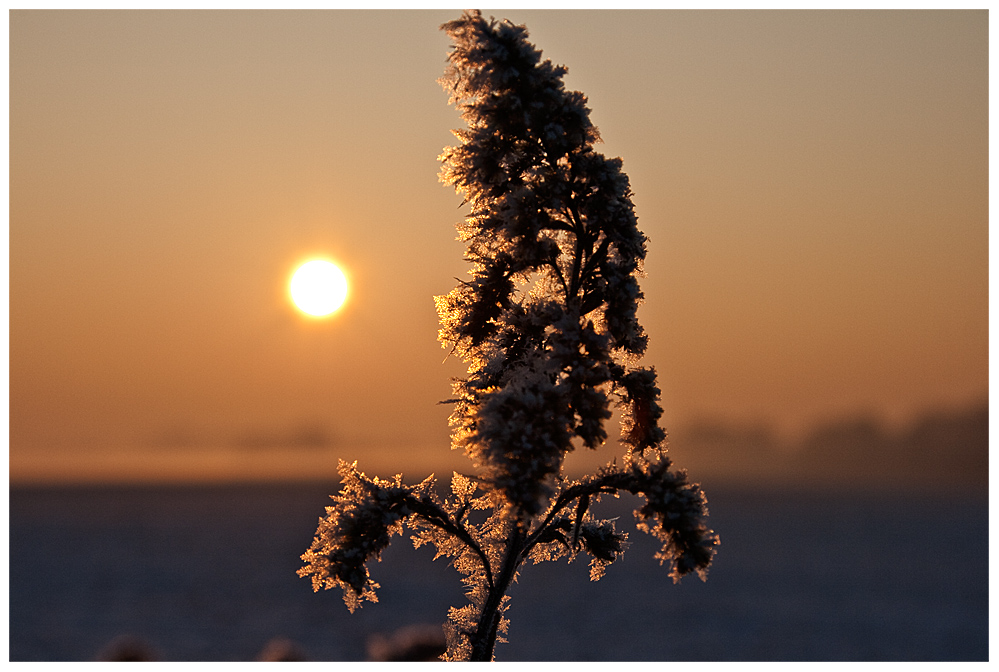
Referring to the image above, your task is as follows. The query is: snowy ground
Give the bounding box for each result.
[9,482,988,661]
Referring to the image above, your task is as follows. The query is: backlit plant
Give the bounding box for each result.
[299,11,718,661]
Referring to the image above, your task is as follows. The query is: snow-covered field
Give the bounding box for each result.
[9,482,987,661]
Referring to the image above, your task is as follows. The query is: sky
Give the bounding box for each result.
[9,10,988,484]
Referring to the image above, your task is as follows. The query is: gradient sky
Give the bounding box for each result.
[10,10,988,483]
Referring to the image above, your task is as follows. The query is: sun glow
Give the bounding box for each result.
[290,260,348,317]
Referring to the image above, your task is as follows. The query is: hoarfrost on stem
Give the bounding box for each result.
[299,10,719,661]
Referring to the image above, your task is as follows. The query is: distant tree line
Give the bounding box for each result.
[669,401,987,489]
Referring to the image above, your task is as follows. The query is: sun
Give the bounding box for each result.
[290,260,348,317]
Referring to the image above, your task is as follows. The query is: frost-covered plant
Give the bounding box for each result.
[300,11,718,661]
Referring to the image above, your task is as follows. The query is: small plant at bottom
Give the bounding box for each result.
[299,10,719,661]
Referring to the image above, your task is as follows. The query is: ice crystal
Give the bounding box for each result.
[299,11,717,661]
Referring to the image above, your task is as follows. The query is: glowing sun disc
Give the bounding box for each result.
[290,260,348,316]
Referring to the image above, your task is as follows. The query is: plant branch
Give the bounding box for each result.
[406,494,495,591]
[522,472,625,557]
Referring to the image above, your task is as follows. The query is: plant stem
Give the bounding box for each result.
[469,521,525,661]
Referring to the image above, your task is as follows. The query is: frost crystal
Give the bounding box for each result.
[299,11,717,661]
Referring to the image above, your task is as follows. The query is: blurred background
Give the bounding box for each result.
[9,9,988,661]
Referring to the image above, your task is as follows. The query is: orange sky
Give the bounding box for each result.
[9,10,988,484]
